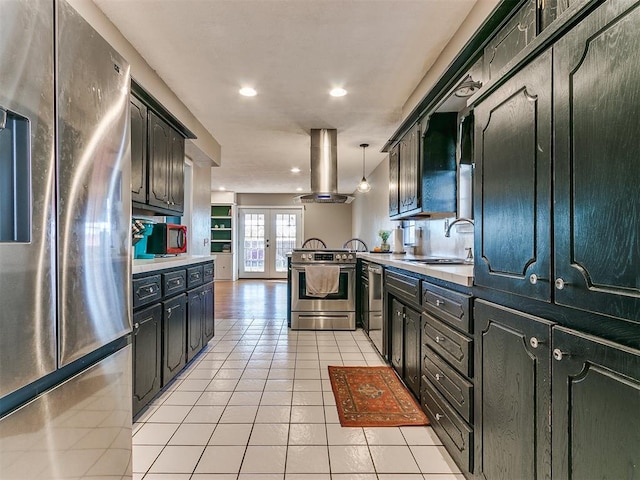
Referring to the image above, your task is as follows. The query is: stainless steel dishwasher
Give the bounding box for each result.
[367,264,385,358]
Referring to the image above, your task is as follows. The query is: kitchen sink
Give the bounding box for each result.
[405,258,470,265]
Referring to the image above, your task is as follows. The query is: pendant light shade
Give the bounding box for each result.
[357,143,371,193]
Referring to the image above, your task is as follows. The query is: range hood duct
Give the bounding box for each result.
[294,129,354,204]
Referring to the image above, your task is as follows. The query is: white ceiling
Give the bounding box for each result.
[94,0,477,194]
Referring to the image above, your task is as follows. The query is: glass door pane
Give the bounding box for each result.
[274,213,297,273]
[242,213,265,274]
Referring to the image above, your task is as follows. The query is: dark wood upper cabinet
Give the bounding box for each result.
[421,112,457,215]
[484,0,538,81]
[169,128,185,214]
[399,123,420,213]
[148,111,172,211]
[474,50,552,302]
[132,85,187,215]
[552,326,640,480]
[130,95,147,204]
[553,0,640,323]
[389,115,457,219]
[388,144,400,217]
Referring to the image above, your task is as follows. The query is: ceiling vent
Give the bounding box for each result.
[294,129,354,204]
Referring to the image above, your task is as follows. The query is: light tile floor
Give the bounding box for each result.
[133,317,464,480]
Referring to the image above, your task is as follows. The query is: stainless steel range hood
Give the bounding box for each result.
[294,129,354,204]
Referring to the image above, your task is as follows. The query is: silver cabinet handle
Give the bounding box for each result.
[553,348,566,361]
[435,336,441,343]
[530,337,543,349]
[435,299,445,307]
[435,373,443,381]
[555,278,569,290]
[435,413,444,421]
[529,274,538,285]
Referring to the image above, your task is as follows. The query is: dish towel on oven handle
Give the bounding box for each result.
[304,265,340,297]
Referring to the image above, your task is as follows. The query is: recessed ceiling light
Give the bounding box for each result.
[330,87,347,97]
[239,87,257,97]
[218,186,226,191]
[296,187,303,192]
[291,167,301,173]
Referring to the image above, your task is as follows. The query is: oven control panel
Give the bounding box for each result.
[292,250,356,264]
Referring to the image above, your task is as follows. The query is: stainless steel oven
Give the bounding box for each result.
[290,249,356,330]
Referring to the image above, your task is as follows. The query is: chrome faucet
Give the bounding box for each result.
[444,217,474,237]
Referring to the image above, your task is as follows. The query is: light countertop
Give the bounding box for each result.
[133,255,214,275]
[358,253,473,287]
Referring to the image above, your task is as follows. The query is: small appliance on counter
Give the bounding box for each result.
[146,222,187,255]
[132,219,155,259]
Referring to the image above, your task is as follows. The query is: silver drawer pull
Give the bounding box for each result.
[555,278,570,290]
[435,336,442,343]
[435,373,444,381]
[435,299,445,307]
[435,413,444,421]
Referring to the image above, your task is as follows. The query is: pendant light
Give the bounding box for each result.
[357,143,371,193]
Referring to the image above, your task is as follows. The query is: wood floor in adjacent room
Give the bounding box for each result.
[214,279,289,319]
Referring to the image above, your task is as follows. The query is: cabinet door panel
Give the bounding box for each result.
[187,288,203,361]
[169,129,184,213]
[474,50,552,301]
[403,307,421,398]
[132,303,162,416]
[484,0,537,80]
[162,294,186,386]
[389,145,399,217]
[130,96,147,204]
[148,111,171,210]
[391,298,404,374]
[474,300,552,480]
[399,124,420,213]
[553,0,640,322]
[552,327,640,480]
[202,282,215,344]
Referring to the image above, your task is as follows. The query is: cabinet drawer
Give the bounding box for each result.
[163,269,186,297]
[421,379,473,474]
[423,314,472,377]
[422,282,472,334]
[422,346,473,423]
[133,275,162,309]
[187,265,204,288]
[386,270,421,305]
[202,262,214,283]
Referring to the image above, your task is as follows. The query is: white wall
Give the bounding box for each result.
[189,161,213,256]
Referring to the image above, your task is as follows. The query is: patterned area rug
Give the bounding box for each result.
[328,366,429,427]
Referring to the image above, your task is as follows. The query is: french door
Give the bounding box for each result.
[239,208,302,278]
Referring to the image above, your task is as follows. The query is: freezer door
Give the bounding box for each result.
[0,345,132,479]
[0,0,56,397]
[56,0,132,366]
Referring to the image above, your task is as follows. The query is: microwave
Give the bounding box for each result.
[146,223,187,255]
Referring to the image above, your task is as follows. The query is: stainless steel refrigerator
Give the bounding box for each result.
[0,1,132,478]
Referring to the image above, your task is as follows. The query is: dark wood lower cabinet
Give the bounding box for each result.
[474,300,553,480]
[132,303,162,416]
[552,327,640,480]
[162,293,186,386]
[188,282,215,360]
[202,282,214,344]
[403,306,421,398]
[391,298,404,374]
[187,288,204,361]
